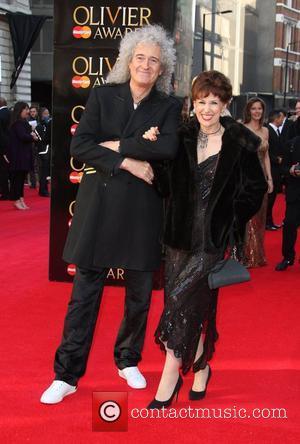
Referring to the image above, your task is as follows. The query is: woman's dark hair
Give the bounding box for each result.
[11,101,29,126]
[191,70,232,103]
[243,97,266,126]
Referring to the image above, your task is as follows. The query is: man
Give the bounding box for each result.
[0,97,10,200]
[288,99,300,139]
[266,109,285,230]
[28,105,39,189]
[275,136,300,270]
[40,25,181,404]
[278,108,294,148]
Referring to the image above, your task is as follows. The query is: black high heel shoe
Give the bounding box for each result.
[189,365,211,401]
[147,375,183,410]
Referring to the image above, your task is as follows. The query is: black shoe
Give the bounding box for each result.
[266,225,278,231]
[273,223,282,229]
[0,195,9,200]
[147,375,183,410]
[275,259,294,271]
[189,365,212,401]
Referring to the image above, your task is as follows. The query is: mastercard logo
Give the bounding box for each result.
[70,124,78,135]
[72,76,90,89]
[67,264,76,276]
[69,171,83,184]
[73,26,91,39]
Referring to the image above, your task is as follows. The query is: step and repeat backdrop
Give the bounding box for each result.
[50,1,176,285]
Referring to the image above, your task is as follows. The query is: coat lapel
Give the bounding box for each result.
[112,83,133,133]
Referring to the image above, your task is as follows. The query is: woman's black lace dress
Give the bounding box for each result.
[155,154,223,374]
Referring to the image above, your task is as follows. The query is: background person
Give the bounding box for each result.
[7,102,38,210]
[243,98,273,267]
[275,135,300,271]
[35,107,51,197]
[266,109,285,230]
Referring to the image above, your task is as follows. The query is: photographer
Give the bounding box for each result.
[275,136,300,270]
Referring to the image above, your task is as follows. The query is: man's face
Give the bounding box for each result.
[30,107,38,118]
[129,43,162,90]
[278,112,285,126]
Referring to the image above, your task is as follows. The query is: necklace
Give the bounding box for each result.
[197,125,222,151]
[199,125,222,137]
[131,88,150,106]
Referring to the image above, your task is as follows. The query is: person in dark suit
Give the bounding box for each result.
[0,97,11,200]
[275,136,300,270]
[35,107,51,197]
[7,102,38,209]
[146,71,267,409]
[266,109,285,230]
[288,99,300,140]
[278,109,294,147]
[41,24,181,404]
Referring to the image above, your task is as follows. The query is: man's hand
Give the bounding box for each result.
[120,158,154,184]
[31,132,39,141]
[142,126,160,141]
[100,140,120,152]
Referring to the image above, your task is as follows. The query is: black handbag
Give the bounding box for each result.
[208,231,250,290]
[208,257,250,290]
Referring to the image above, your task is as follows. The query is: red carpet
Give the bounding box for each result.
[1,189,299,443]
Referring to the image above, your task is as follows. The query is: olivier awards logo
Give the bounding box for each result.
[71,55,116,88]
[72,5,152,40]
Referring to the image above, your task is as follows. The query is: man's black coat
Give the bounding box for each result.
[63,82,181,271]
[282,136,300,203]
[267,124,283,189]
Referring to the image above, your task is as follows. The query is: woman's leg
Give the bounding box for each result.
[154,345,181,401]
[192,335,209,391]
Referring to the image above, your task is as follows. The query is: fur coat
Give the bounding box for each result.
[163,116,268,254]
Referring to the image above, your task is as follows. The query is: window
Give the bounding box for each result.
[32,19,53,53]
[285,23,292,47]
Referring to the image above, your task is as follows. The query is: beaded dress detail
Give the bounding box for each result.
[155,153,223,374]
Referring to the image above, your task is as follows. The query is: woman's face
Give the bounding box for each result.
[20,106,29,120]
[249,101,263,122]
[42,109,50,120]
[193,93,225,130]
[129,42,162,90]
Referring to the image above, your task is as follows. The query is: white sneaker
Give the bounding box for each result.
[40,380,77,404]
[118,366,147,389]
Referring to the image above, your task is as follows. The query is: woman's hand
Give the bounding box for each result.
[142,126,160,141]
[100,140,120,152]
[267,178,273,194]
[120,158,154,185]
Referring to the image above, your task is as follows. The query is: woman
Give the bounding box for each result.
[146,71,267,409]
[40,25,181,404]
[35,107,51,197]
[243,98,273,267]
[7,102,38,209]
